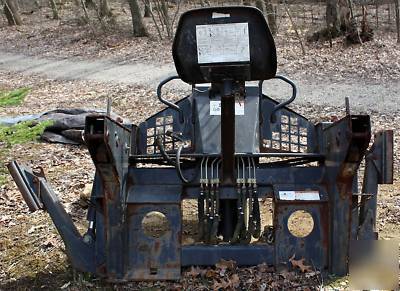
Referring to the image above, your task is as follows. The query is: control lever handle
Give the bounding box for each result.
[157,75,184,123]
[258,75,297,123]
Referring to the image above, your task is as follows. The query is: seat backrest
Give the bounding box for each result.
[172,6,277,84]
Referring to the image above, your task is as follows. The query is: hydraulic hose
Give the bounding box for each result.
[210,159,221,243]
[206,158,217,243]
[239,157,250,243]
[251,158,261,238]
[204,157,210,241]
[176,144,190,183]
[198,157,205,241]
[155,136,176,166]
[231,158,244,244]
[247,157,254,237]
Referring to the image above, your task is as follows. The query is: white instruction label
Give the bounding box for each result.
[212,12,230,19]
[210,100,221,115]
[196,22,250,64]
[210,100,245,116]
[235,101,245,115]
[279,191,320,201]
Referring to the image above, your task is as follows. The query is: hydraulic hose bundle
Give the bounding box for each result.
[199,157,221,243]
[198,157,260,244]
[231,157,261,244]
[249,157,261,238]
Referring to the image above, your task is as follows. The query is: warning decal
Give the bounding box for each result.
[196,22,250,64]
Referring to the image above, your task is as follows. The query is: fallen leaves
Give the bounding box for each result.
[215,259,236,272]
[212,273,240,290]
[0,4,399,287]
[289,254,313,273]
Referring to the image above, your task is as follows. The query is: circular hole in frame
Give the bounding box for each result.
[287,210,314,238]
[141,211,170,239]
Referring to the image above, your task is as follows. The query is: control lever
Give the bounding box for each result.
[258,75,297,123]
[157,75,184,123]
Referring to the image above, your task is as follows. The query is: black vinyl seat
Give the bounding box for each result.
[172,6,277,84]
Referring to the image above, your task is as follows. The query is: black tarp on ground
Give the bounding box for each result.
[0,109,126,145]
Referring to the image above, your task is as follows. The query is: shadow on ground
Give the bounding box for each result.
[0,268,72,290]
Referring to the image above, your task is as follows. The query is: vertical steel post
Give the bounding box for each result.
[221,80,235,185]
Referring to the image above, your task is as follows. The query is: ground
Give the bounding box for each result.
[0,1,399,290]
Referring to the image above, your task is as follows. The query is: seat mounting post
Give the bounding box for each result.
[220,79,237,185]
[219,80,244,241]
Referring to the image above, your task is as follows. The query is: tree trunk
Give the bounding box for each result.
[326,0,340,34]
[255,0,265,13]
[395,0,400,43]
[85,0,95,9]
[3,0,22,25]
[99,0,112,17]
[144,0,152,17]
[339,0,350,31]
[160,0,172,38]
[80,0,90,22]
[284,3,305,54]
[49,0,60,20]
[127,0,148,37]
[264,0,276,35]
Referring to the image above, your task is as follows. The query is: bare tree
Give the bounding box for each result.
[264,0,276,35]
[255,0,265,13]
[144,0,181,40]
[85,0,96,9]
[284,2,305,54]
[144,0,151,17]
[326,0,341,35]
[159,0,171,37]
[127,0,148,36]
[3,0,22,25]
[99,0,112,17]
[49,0,60,20]
[396,0,400,42]
[80,0,90,22]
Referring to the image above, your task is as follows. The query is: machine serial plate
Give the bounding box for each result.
[196,22,250,64]
[279,191,320,201]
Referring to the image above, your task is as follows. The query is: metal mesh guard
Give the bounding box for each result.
[145,115,191,155]
[262,112,310,153]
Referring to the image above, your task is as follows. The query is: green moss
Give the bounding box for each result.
[0,120,52,147]
[0,87,30,107]
[0,120,52,186]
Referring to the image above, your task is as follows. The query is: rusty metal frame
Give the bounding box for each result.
[7,6,394,282]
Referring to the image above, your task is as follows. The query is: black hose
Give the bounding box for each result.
[252,184,261,238]
[176,145,190,183]
[198,185,205,241]
[210,159,221,243]
[155,136,176,166]
[231,185,244,244]
[241,186,252,244]
[210,184,220,243]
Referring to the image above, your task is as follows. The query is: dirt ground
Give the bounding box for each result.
[0,1,399,290]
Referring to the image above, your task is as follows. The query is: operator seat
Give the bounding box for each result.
[172,6,277,84]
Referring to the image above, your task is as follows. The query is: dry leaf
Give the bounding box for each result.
[185,266,202,278]
[289,254,313,273]
[205,268,216,278]
[215,259,236,271]
[257,262,274,273]
[228,274,240,288]
[213,279,228,290]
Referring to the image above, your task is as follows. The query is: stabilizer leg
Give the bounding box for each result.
[8,161,95,273]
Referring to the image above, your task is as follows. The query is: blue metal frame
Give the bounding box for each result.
[7,6,394,282]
